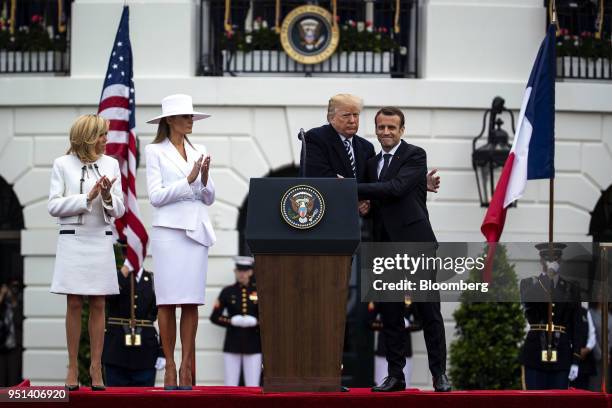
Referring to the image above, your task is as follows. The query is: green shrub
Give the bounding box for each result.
[449,244,525,390]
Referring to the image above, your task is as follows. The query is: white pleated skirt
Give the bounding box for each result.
[151,226,209,305]
[50,226,119,296]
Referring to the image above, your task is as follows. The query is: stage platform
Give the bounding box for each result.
[3,380,611,408]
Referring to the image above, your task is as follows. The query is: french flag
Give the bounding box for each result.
[481,24,556,244]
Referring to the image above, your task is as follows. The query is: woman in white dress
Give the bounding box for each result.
[145,94,216,390]
[48,114,125,390]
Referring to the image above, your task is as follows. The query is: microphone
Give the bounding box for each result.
[298,128,307,177]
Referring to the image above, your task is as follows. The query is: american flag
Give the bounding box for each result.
[98,6,148,272]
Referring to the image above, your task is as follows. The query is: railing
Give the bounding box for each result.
[546,0,612,80]
[0,1,71,74]
[0,50,69,74]
[199,0,418,77]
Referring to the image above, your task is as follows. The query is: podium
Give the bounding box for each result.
[246,178,360,392]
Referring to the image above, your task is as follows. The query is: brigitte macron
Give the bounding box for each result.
[48,114,125,390]
[145,94,215,390]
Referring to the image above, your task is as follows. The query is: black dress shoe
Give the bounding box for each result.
[64,384,79,392]
[91,385,106,391]
[340,386,350,392]
[371,377,406,392]
[432,374,451,392]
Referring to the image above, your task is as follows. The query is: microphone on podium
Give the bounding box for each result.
[298,128,307,177]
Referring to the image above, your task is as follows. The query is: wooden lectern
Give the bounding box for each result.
[246,178,360,392]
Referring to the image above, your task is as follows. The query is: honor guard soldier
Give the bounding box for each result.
[519,243,581,390]
[102,244,165,386]
[368,298,422,388]
[570,304,597,390]
[210,256,262,386]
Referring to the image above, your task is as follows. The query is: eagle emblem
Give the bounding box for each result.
[298,18,325,51]
[281,185,325,229]
[280,5,339,65]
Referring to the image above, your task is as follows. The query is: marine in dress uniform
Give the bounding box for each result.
[520,243,581,390]
[570,305,597,390]
[210,257,262,386]
[102,264,164,387]
[368,299,422,388]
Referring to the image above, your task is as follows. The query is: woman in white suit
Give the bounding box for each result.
[145,94,216,390]
[48,114,125,390]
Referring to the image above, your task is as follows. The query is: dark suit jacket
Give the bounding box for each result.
[357,140,436,243]
[300,124,375,181]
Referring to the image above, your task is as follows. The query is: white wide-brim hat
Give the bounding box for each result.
[146,94,211,124]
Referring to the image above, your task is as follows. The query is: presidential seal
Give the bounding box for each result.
[280,185,326,229]
[280,5,339,65]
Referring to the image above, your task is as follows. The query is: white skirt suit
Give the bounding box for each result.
[145,138,216,306]
[48,154,125,295]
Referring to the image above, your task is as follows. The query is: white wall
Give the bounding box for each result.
[1,0,611,390]
[421,0,545,80]
[71,0,199,77]
[2,78,611,387]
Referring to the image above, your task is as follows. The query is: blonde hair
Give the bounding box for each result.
[66,114,108,163]
[327,94,363,121]
[151,116,194,148]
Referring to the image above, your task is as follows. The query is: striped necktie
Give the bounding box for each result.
[343,139,356,177]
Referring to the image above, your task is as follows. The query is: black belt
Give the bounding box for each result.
[60,230,112,236]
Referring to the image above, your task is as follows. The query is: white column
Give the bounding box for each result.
[365,0,374,24]
[420,0,545,80]
[70,0,199,77]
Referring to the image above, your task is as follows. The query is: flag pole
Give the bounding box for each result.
[546,3,557,364]
[601,244,610,393]
[549,1,556,248]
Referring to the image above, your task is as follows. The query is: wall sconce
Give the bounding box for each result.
[472,96,515,207]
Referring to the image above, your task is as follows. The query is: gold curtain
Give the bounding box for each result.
[58,0,66,33]
[275,0,280,33]
[9,0,16,34]
[331,0,337,28]
[394,0,400,33]
[595,0,605,39]
[224,0,232,33]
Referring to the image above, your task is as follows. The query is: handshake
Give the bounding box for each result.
[230,315,258,328]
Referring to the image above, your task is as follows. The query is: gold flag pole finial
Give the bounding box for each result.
[549,0,560,35]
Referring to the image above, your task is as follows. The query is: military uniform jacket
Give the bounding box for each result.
[210,281,262,354]
[102,270,162,370]
[367,301,422,358]
[519,274,581,371]
[576,307,597,376]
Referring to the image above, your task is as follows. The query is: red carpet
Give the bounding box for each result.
[2,381,611,408]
